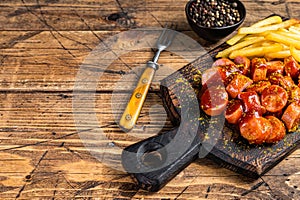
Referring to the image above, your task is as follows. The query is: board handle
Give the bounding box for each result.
[121,127,201,192]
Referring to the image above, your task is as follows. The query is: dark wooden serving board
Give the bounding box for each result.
[122,15,300,192]
[159,43,300,175]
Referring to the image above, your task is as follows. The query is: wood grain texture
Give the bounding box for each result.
[0,0,299,199]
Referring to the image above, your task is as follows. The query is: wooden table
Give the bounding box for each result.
[0,0,299,199]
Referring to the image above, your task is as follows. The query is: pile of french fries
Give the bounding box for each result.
[216,16,300,62]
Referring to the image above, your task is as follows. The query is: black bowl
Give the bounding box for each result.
[185,0,246,42]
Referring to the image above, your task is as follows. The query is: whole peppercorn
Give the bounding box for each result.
[188,0,241,27]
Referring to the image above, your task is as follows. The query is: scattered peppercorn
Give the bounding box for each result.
[189,0,241,27]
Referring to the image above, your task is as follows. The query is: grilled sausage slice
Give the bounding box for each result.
[266,60,284,76]
[234,56,251,76]
[212,58,236,68]
[246,81,271,94]
[225,99,243,124]
[281,101,300,131]
[288,86,300,102]
[200,85,228,116]
[201,67,225,87]
[265,116,286,143]
[238,91,265,115]
[251,58,268,82]
[239,114,272,144]
[226,74,253,98]
[268,73,295,90]
[284,56,300,79]
[261,85,288,113]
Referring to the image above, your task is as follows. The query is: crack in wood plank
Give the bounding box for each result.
[73,174,129,198]
[0,128,93,152]
[205,185,211,198]
[20,0,77,59]
[0,120,121,152]
[174,177,198,200]
[147,11,163,27]
[72,9,103,45]
[285,2,291,18]
[0,31,42,49]
[115,0,125,13]
[15,150,48,199]
[72,8,138,77]
[61,142,83,159]
[241,181,264,196]
[51,175,60,200]
[258,176,284,199]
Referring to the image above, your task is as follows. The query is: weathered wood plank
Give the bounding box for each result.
[0,31,194,92]
[0,0,296,31]
[0,0,299,199]
[0,147,299,199]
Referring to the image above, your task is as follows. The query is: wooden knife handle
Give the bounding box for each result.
[119,62,158,131]
[121,127,201,192]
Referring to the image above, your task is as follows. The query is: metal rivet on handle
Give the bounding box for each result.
[142,78,148,84]
[135,92,142,99]
[125,114,132,121]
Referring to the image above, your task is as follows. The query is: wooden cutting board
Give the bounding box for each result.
[122,17,300,192]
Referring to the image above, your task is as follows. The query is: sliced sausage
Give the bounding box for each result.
[251,58,268,82]
[225,99,243,124]
[220,64,241,84]
[200,85,228,116]
[281,101,300,131]
[211,58,240,85]
[234,56,251,76]
[265,116,286,143]
[268,73,295,90]
[266,60,284,76]
[201,67,225,87]
[239,114,272,144]
[246,81,271,94]
[226,74,253,98]
[261,85,288,113]
[288,85,300,102]
[212,58,236,68]
[284,56,300,79]
[238,91,265,115]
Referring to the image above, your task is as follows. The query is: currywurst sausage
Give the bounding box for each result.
[200,85,228,116]
[265,116,286,143]
[261,85,288,113]
[198,56,300,144]
[281,101,300,131]
[239,114,272,144]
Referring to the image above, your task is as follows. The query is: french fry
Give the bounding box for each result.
[226,34,247,46]
[220,17,300,62]
[278,28,289,32]
[265,50,291,59]
[242,35,260,40]
[261,41,276,46]
[226,16,283,45]
[251,15,283,27]
[290,46,300,63]
[266,32,300,49]
[242,42,264,49]
[257,31,273,36]
[238,19,299,34]
[289,26,300,35]
[229,43,283,59]
[216,37,265,58]
[276,30,300,40]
